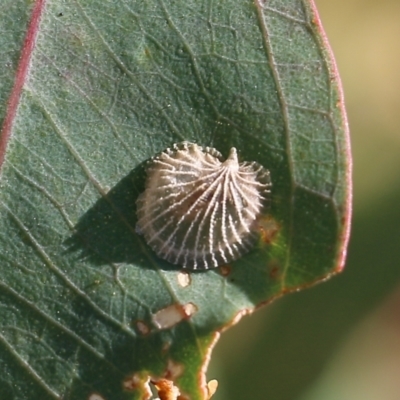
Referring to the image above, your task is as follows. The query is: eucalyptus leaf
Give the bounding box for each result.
[0,1,351,399]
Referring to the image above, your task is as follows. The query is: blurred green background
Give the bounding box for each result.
[211,0,400,399]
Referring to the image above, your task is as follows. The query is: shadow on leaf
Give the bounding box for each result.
[65,161,180,271]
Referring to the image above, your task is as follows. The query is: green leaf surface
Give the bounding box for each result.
[0,0,351,399]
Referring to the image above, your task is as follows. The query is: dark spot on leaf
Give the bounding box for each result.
[258,216,280,244]
[268,260,281,280]
[219,265,232,277]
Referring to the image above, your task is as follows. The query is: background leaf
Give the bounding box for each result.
[0,1,350,399]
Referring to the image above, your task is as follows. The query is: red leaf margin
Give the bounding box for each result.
[0,0,46,168]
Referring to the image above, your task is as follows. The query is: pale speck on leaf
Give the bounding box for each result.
[164,359,185,380]
[152,302,198,330]
[135,320,151,336]
[88,394,106,400]
[177,271,191,287]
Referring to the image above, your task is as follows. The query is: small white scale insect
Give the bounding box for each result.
[136,142,271,270]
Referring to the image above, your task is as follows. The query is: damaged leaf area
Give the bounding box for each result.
[0,0,351,400]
